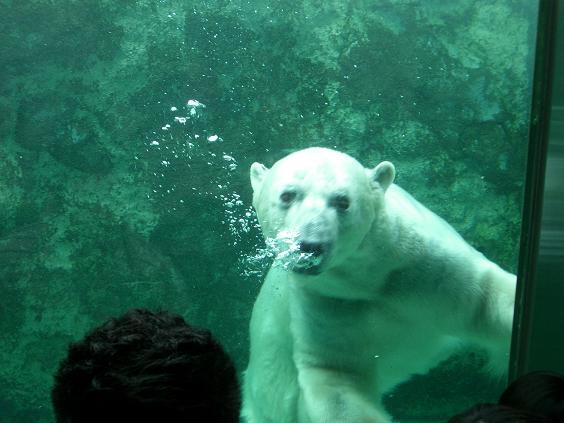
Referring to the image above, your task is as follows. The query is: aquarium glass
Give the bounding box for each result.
[0,1,539,422]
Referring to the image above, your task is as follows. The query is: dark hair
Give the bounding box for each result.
[447,403,550,423]
[499,371,564,422]
[51,308,240,423]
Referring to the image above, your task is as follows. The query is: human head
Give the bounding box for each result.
[51,308,240,422]
[499,371,564,422]
[446,403,550,423]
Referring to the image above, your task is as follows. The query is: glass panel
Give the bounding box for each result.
[0,1,539,422]
[511,0,564,377]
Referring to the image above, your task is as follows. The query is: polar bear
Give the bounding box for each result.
[243,147,516,423]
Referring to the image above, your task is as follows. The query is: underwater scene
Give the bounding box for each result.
[0,1,539,422]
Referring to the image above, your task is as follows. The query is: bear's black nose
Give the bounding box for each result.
[299,241,324,257]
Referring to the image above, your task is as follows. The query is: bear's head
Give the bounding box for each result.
[250,147,395,275]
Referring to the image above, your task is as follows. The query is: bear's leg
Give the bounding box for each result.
[297,366,391,423]
[464,266,516,373]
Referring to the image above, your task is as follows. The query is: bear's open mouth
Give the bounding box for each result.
[272,249,326,274]
[292,262,323,275]
[292,252,324,275]
[269,231,330,274]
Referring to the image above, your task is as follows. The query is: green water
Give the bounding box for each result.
[0,1,539,421]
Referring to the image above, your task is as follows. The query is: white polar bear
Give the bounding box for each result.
[243,147,516,423]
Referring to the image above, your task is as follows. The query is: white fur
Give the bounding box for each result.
[244,147,515,423]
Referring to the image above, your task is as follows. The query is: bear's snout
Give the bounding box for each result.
[298,241,325,257]
[299,215,334,242]
[289,215,336,274]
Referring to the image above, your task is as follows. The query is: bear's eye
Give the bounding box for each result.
[329,194,350,212]
[280,190,297,205]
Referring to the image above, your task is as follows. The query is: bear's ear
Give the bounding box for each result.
[367,161,395,192]
[250,162,269,193]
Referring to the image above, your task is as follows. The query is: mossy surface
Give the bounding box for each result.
[0,1,537,421]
